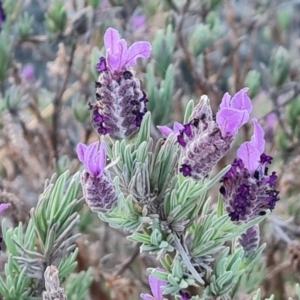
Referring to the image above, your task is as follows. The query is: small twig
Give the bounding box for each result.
[173,234,205,285]
[242,23,258,82]
[51,43,76,163]
[165,0,179,13]
[111,243,141,279]
[266,261,290,281]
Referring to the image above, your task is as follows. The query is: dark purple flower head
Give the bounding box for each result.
[77,141,118,212]
[92,28,151,140]
[140,269,167,300]
[220,119,279,223]
[0,1,6,32]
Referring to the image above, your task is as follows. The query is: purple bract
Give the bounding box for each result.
[157,121,184,137]
[216,88,252,137]
[140,270,167,300]
[77,141,106,178]
[102,27,151,72]
[0,203,10,214]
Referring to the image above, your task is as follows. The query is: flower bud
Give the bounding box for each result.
[73,96,90,123]
[269,46,290,87]
[46,1,67,33]
[77,141,118,212]
[244,70,261,98]
[238,225,260,258]
[189,24,214,57]
[87,0,102,9]
[177,88,252,180]
[81,169,117,212]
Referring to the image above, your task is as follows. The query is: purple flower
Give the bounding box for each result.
[140,271,167,300]
[133,15,146,29]
[20,64,35,83]
[157,121,184,137]
[77,141,106,177]
[77,142,117,212]
[216,88,252,137]
[220,118,279,223]
[179,291,190,300]
[265,113,277,142]
[238,225,260,258]
[178,89,252,180]
[0,1,5,32]
[0,203,10,214]
[92,28,151,140]
[101,27,151,72]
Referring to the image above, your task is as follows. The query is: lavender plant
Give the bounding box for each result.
[73,28,280,299]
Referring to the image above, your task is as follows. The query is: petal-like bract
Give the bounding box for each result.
[0,203,10,214]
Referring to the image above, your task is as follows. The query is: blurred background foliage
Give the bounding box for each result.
[1,0,300,299]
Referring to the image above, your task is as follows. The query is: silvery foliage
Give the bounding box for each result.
[99,101,272,299]
[0,171,92,299]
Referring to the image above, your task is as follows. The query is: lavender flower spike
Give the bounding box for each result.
[179,89,252,180]
[77,141,117,212]
[92,28,152,140]
[220,118,279,223]
[140,271,167,300]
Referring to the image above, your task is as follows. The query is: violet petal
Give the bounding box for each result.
[125,41,152,67]
[149,273,167,300]
[98,141,107,176]
[107,39,128,70]
[173,121,184,133]
[216,108,249,137]
[219,92,231,110]
[250,118,265,154]
[140,294,155,300]
[157,125,173,137]
[0,203,10,214]
[77,143,87,163]
[230,88,253,114]
[237,141,261,173]
[84,142,100,177]
[104,27,120,55]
